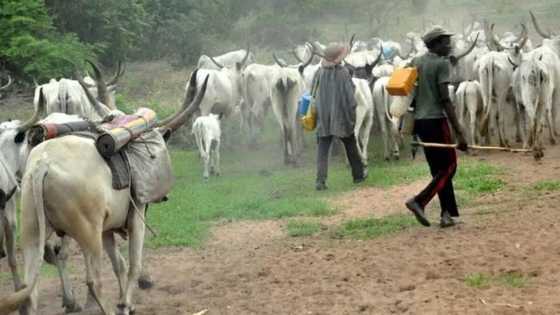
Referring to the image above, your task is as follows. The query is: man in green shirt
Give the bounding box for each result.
[405,26,468,228]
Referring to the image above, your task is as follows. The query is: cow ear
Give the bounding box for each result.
[0,189,6,210]
[14,131,25,143]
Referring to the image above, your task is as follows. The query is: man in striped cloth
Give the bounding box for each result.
[405,26,468,228]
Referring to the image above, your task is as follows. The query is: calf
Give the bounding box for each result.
[193,114,222,180]
[455,81,485,145]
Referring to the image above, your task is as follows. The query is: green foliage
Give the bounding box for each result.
[454,162,505,203]
[332,215,418,240]
[0,0,94,80]
[286,220,323,237]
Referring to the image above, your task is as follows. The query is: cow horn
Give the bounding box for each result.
[366,44,384,69]
[349,33,356,51]
[107,61,125,86]
[530,11,551,39]
[0,75,13,91]
[240,45,251,67]
[273,53,288,68]
[455,32,479,61]
[160,75,209,134]
[75,70,110,119]
[17,88,46,132]
[85,60,114,109]
[517,23,529,49]
[156,69,199,128]
[507,56,519,70]
[488,24,505,52]
[209,56,224,69]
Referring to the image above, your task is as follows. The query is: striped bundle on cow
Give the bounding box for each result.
[28,120,96,147]
[96,108,157,158]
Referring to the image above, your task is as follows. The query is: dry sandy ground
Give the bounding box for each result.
[1,146,560,315]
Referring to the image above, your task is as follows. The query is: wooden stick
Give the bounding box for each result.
[412,141,533,153]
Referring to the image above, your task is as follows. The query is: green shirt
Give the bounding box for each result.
[411,52,451,120]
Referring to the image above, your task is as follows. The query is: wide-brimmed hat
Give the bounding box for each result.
[321,42,349,66]
[422,26,455,45]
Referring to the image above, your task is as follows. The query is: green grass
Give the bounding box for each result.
[286,220,323,237]
[331,215,418,240]
[531,180,560,192]
[464,272,491,288]
[146,140,429,248]
[454,161,505,205]
[464,271,528,289]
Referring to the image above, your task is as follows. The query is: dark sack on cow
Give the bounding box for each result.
[126,129,174,204]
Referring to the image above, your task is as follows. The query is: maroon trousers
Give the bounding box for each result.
[414,118,459,217]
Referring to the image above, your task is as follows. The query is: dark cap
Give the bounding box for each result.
[422,26,455,45]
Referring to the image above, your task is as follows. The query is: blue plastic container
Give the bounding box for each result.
[298,92,312,116]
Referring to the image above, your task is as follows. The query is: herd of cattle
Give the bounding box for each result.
[0,10,559,315]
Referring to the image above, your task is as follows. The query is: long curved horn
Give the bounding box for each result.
[455,32,479,61]
[107,61,126,86]
[75,70,110,119]
[209,56,224,69]
[517,23,529,49]
[161,75,209,134]
[156,69,199,128]
[240,45,251,67]
[273,53,288,67]
[489,24,505,52]
[85,60,113,109]
[530,11,551,39]
[17,88,46,132]
[0,75,13,91]
[349,33,356,51]
[508,56,519,70]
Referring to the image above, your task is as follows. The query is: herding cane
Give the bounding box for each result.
[410,140,544,160]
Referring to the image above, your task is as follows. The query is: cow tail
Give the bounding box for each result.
[0,160,48,313]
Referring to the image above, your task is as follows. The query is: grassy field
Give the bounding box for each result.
[145,136,504,248]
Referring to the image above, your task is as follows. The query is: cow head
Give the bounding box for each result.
[344,45,383,81]
[75,60,125,111]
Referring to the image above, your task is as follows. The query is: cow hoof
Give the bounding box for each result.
[63,300,83,314]
[117,303,135,315]
[138,274,154,290]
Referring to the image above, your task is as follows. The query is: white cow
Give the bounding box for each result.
[193,113,222,180]
[270,56,309,165]
[511,46,560,155]
[197,49,256,70]
[241,63,278,147]
[455,81,485,145]
[352,78,375,167]
[475,51,518,146]
[372,77,412,160]
[186,50,250,118]
[0,76,209,315]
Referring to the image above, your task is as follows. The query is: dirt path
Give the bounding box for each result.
[2,147,560,314]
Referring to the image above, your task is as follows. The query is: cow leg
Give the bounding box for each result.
[103,232,127,299]
[0,215,5,260]
[546,108,556,145]
[281,126,290,165]
[214,140,221,176]
[118,205,146,315]
[202,138,210,181]
[46,236,82,313]
[2,201,21,291]
[360,114,374,167]
[83,244,112,315]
